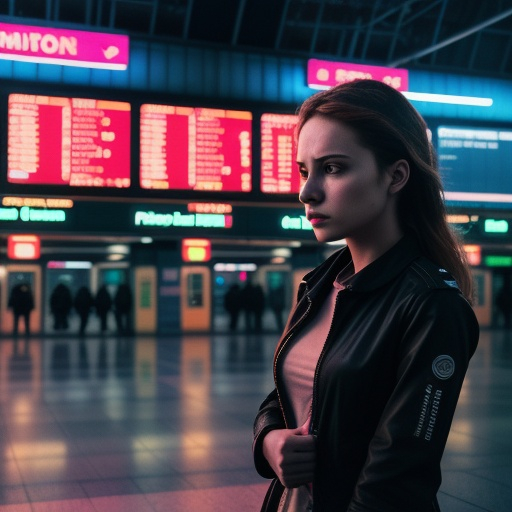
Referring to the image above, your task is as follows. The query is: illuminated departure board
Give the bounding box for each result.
[260,113,298,194]
[140,104,252,191]
[438,125,512,208]
[8,94,131,187]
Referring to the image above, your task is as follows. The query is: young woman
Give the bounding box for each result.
[253,79,479,512]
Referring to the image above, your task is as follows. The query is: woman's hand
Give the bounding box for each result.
[262,417,316,488]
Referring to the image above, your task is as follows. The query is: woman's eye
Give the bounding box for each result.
[298,167,308,179]
[325,163,342,174]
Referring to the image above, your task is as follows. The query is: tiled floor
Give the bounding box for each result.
[0,328,510,511]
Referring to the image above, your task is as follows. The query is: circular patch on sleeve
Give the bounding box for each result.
[432,355,455,380]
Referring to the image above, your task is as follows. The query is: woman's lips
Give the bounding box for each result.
[307,214,329,226]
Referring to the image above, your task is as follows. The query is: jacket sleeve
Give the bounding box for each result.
[348,288,479,512]
[253,388,286,479]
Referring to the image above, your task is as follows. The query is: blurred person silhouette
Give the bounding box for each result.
[74,286,94,336]
[253,80,479,511]
[95,285,112,333]
[114,283,133,335]
[224,283,242,331]
[495,278,512,328]
[241,279,265,332]
[253,282,266,332]
[268,284,286,332]
[8,282,34,336]
[50,282,72,331]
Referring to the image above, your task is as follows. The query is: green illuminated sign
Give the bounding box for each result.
[134,210,231,229]
[0,207,18,221]
[484,255,512,267]
[0,206,66,222]
[484,219,509,233]
[281,215,313,231]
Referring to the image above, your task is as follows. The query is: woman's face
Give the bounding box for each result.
[297,115,399,244]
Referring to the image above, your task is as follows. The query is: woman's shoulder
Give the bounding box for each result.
[397,257,476,325]
[406,256,461,292]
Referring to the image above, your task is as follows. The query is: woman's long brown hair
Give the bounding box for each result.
[296,79,474,303]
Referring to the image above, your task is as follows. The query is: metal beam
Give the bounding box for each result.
[361,0,382,60]
[388,7,512,67]
[429,0,448,64]
[149,0,159,35]
[347,16,361,59]
[309,0,326,54]
[387,3,408,62]
[231,0,247,46]
[85,0,93,25]
[109,0,116,28]
[183,0,194,39]
[275,0,292,50]
[45,0,52,20]
[468,29,482,70]
[500,35,512,73]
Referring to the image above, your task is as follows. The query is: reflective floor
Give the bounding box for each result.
[0,328,510,511]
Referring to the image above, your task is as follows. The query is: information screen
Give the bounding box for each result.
[260,113,298,194]
[437,125,512,208]
[140,104,252,192]
[8,94,131,187]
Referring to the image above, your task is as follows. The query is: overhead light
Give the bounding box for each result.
[107,254,125,261]
[447,214,471,224]
[327,239,347,246]
[272,248,292,258]
[402,91,493,107]
[47,261,92,269]
[140,237,153,244]
[214,263,257,272]
[107,244,130,254]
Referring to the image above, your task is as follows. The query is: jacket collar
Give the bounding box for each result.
[303,235,422,298]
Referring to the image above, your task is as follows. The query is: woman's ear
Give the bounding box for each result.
[388,159,410,194]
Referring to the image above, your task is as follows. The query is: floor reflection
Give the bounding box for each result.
[0,330,509,511]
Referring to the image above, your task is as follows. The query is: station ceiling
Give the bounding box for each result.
[2,0,512,81]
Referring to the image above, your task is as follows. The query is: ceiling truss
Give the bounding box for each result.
[2,0,512,79]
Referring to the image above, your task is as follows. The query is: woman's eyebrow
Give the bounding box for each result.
[296,153,351,165]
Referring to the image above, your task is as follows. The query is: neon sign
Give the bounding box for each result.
[187,203,233,214]
[182,239,212,262]
[134,210,232,229]
[484,219,509,233]
[2,197,74,208]
[0,22,128,70]
[281,215,312,231]
[0,206,66,222]
[308,59,409,91]
[7,235,40,260]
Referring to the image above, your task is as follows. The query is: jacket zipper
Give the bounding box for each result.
[273,283,313,429]
[307,286,349,510]
[310,286,348,436]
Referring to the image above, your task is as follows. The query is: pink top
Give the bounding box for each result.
[278,263,353,511]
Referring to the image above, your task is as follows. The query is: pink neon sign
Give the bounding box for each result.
[307,59,408,91]
[0,22,128,70]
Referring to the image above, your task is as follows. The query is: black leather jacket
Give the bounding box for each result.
[253,236,479,511]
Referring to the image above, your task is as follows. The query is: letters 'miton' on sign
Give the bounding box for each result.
[0,22,128,70]
[308,59,408,91]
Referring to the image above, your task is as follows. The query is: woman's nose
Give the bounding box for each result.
[299,175,323,204]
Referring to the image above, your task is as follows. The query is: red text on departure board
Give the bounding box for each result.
[260,113,298,194]
[140,105,252,192]
[8,94,131,187]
